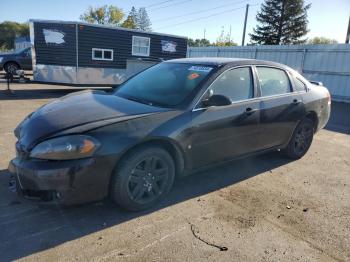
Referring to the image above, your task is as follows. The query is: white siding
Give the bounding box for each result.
[188,44,350,102]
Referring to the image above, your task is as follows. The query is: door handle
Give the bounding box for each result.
[292,99,302,105]
[245,107,258,115]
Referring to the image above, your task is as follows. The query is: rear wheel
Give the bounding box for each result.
[110,146,175,211]
[284,118,314,159]
[4,62,20,75]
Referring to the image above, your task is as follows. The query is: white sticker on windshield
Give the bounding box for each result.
[188,66,213,72]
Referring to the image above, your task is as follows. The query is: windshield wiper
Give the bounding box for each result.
[117,94,170,108]
[123,96,159,107]
[123,96,149,105]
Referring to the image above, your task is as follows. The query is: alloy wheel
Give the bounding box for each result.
[294,124,313,155]
[127,156,169,204]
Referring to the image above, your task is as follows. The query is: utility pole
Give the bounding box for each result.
[346,16,350,44]
[241,4,249,46]
[229,26,232,44]
[202,29,206,47]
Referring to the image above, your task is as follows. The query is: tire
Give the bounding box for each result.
[4,62,20,75]
[110,146,175,211]
[284,118,314,159]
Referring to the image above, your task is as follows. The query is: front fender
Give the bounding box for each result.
[86,110,185,156]
[86,110,191,174]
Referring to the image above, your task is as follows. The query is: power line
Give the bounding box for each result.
[153,0,250,22]
[146,0,177,8]
[155,5,249,30]
[149,0,193,11]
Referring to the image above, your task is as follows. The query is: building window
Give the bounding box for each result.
[92,48,114,61]
[132,36,150,57]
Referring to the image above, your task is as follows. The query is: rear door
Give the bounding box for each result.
[190,66,261,169]
[255,66,305,149]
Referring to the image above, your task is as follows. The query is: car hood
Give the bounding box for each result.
[16,90,168,149]
[0,52,16,57]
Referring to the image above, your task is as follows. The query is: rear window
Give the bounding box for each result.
[256,67,291,96]
[294,77,307,92]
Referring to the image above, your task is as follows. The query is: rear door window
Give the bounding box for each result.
[256,67,291,97]
[209,67,254,103]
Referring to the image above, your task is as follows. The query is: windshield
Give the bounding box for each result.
[115,63,214,107]
[15,48,30,54]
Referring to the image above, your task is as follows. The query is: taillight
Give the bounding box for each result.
[326,90,331,105]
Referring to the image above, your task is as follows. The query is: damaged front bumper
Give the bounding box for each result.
[8,156,116,205]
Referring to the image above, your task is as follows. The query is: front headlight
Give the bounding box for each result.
[0,57,3,63]
[30,135,101,160]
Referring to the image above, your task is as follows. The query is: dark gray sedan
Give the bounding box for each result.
[9,58,331,211]
[0,47,32,74]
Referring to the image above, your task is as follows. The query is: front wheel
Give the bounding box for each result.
[110,146,175,211]
[284,118,314,159]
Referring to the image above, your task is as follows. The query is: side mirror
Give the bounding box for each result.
[23,51,30,57]
[202,94,231,107]
[309,81,323,86]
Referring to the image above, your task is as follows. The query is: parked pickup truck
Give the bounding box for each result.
[0,47,32,74]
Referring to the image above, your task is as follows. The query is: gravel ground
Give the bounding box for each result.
[0,83,349,262]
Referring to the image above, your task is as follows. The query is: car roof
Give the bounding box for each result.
[166,57,291,70]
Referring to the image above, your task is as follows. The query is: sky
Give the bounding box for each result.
[0,0,349,44]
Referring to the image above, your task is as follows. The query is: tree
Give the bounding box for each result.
[0,21,29,50]
[121,7,138,29]
[308,37,338,45]
[188,38,211,47]
[121,15,136,29]
[250,0,311,45]
[137,7,152,31]
[80,5,124,26]
[129,7,139,28]
[214,27,238,46]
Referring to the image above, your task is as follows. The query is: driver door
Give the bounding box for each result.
[18,49,32,70]
[190,66,261,169]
